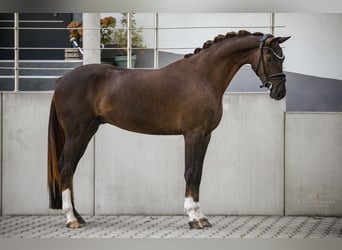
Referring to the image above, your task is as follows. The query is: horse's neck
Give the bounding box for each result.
[200,36,259,97]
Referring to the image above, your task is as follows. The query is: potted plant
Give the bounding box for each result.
[66,14,145,66]
[112,13,145,68]
[100,16,117,64]
[100,16,116,44]
[66,21,83,59]
[67,20,83,46]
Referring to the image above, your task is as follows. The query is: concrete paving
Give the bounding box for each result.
[1,215,341,238]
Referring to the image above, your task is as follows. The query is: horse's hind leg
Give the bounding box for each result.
[183,131,212,229]
[59,119,100,228]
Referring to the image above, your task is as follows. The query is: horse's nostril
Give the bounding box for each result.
[277,91,286,100]
[271,89,286,100]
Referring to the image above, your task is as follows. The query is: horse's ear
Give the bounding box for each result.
[266,36,291,46]
[278,36,291,44]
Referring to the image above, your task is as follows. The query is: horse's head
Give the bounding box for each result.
[251,34,291,100]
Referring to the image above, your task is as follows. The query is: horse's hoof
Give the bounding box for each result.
[73,210,86,225]
[76,215,86,225]
[188,220,204,229]
[199,218,212,227]
[66,220,81,229]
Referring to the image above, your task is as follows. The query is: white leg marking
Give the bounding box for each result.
[62,189,77,224]
[184,197,206,221]
[195,202,205,218]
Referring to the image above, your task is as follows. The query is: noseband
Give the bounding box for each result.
[255,34,286,90]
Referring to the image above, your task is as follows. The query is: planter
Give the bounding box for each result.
[101,44,118,64]
[64,48,81,60]
[114,54,137,68]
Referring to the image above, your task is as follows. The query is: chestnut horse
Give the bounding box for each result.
[48,30,290,229]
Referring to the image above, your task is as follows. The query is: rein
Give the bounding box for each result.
[255,34,286,90]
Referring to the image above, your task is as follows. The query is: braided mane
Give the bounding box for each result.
[184,30,264,58]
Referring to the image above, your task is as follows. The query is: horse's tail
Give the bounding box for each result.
[47,97,64,209]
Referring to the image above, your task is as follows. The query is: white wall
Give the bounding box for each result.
[2,93,94,215]
[157,13,272,54]
[1,92,285,215]
[95,93,285,215]
[99,13,342,80]
[1,93,341,216]
[275,13,342,80]
[83,13,101,64]
[95,127,185,214]
[201,93,285,215]
[161,13,342,80]
[100,13,272,53]
[285,113,342,216]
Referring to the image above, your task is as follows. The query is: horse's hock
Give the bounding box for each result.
[1,92,342,217]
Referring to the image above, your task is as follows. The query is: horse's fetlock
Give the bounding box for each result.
[184,197,198,212]
[62,206,73,215]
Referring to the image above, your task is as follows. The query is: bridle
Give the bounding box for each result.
[255,34,286,90]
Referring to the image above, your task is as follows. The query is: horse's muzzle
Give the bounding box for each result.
[270,79,286,100]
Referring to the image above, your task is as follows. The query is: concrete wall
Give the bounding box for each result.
[0,92,285,215]
[202,94,285,215]
[285,113,342,216]
[2,93,94,215]
[95,93,285,215]
[1,92,341,216]
[83,13,101,65]
[95,127,185,214]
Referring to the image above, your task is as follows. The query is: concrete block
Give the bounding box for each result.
[2,93,94,215]
[285,113,342,216]
[95,93,285,215]
[201,93,285,215]
[83,13,101,65]
[1,92,286,215]
[95,125,185,214]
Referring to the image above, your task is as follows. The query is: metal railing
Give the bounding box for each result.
[0,13,284,92]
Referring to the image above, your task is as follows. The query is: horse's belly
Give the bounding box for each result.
[102,108,183,135]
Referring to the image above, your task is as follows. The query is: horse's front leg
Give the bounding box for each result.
[183,131,212,229]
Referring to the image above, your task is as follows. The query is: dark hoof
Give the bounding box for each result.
[189,220,204,229]
[76,215,86,225]
[74,210,86,225]
[188,220,204,229]
[188,218,213,229]
[199,218,212,227]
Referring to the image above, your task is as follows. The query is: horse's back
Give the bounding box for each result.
[53,64,167,130]
[55,64,113,93]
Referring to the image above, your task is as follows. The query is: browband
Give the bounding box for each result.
[259,34,273,48]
